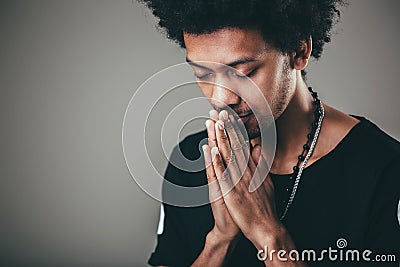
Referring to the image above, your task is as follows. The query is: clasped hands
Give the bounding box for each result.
[202,109,284,248]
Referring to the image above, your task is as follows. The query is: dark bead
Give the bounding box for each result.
[314,109,321,116]
[293,166,299,172]
[307,133,313,140]
[314,99,321,105]
[298,155,305,161]
[312,122,318,129]
[312,91,318,98]
[308,87,313,92]
[303,144,310,150]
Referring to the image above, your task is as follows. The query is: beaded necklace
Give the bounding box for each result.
[279,87,325,220]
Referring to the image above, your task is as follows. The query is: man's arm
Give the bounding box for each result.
[191,114,242,266]
[153,220,239,266]
[191,229,240,266]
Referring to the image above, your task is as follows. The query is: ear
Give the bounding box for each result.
[290,37,312,71]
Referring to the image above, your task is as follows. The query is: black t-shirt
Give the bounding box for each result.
[148,116,400,266]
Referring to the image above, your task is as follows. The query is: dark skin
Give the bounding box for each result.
[158,27,359,267]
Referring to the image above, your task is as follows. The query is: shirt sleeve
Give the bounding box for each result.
[147,147,196,267]
[147,202,192,267]
[363,155,400,266]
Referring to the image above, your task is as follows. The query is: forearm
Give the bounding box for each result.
[251,225,309,267]
[191,229,239,267]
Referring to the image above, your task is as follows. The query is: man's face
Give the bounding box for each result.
[184,28,297,139]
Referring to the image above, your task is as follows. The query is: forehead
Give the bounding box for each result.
[184,28,273,64]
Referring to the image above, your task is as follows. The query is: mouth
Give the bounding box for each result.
[238,113,253,124]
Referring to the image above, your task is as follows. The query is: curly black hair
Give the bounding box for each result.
[140,0,346,60]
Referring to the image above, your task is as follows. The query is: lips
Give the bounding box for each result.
[238,113,253,124]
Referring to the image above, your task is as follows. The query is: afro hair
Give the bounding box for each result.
[140,0,346,60]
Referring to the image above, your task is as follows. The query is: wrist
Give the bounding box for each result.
[207,228,240,247]
[251,222,290,250]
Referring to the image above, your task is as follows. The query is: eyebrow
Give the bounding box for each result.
[186,57,257,69]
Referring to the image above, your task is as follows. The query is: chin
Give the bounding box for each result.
[247,130,261,140]
[244,113,277,140]
[245,123,261,140]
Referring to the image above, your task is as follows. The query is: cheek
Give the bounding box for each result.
[248,71,275,102]
[251,60,293,99]
[243,74,282,118]
[197,82,213,99]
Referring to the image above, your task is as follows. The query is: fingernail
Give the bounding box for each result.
[205,119,211,129]
[202,145,210,162]
[211,146,219,156]
[229,114,235,123]
[220,110,228,121]
[209,110,217,120]
[202,144,208,153]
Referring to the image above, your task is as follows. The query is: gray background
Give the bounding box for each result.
[0,0,399,266]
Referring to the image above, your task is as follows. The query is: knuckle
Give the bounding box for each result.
[208,181,220,192]
[219,133,228,141]
[220,170,230,181]
[231,144,242,151]
[216,160,225,169]
[208,138,217,147]
[222,154,232,165]
[228,153,236,164]
[207,173,217,181]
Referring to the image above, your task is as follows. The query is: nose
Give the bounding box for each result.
[210,76,240,110]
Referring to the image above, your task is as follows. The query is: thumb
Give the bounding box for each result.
[248,144,269,193]
[251,144,261,165]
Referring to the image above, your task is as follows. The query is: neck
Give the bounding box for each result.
[253,71,316,174]
[275,76,314,153]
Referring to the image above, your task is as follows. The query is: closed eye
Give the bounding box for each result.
[245,68,258,77]
[195,73,213,80]
[232,68,258,79]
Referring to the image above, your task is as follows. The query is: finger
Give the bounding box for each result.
[229,114,258,173]
[206,109,219,148]
[251,143,262,165]
[257,151,275,193]
[227,114,265,192]
[215,118,242,186]
[214,120,231,165]
[211,146,234,195]
[202,144,222,203]
[224,113,251,178]
[229,114,250,160]
[205,119,217,148]
[248,144,269,192]
[251,144,270,172]
[209,109,219,122]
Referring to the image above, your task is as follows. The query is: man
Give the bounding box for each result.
[141,0,400,266]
